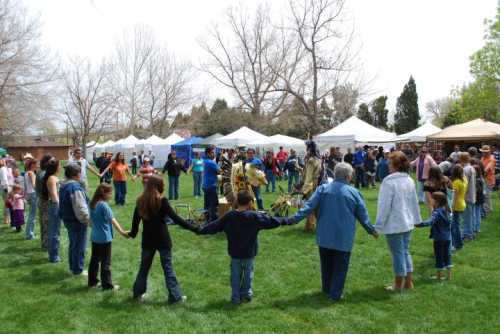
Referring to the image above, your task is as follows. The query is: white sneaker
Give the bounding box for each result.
[73,270,88,277]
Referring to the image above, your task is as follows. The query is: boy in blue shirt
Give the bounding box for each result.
[195,190,295,304]
[202,147,220,222]
[88,183,129,290]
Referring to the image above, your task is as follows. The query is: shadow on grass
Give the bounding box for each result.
[18,267,72,285]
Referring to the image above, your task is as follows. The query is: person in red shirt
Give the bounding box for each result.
[480,145,496,215]
[136,157,156,185]
[276,147,288,180]
[263,151,279,193]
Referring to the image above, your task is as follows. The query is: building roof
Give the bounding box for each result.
[7,141,72,148]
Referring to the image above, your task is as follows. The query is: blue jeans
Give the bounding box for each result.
[451,211,464,249]
[288,171,300,193]
[355,165,365,188]
[433,240,452,270]
[230,258,254,303]
[417,180,425,203]
[265,169,276,193]
[168,175,179,200]
[113,181,127,205]
[462,203,475,239]
[193,172,202,196]
[47,201,61,262]
[385,231,413,277]
[474,203,482,233]
[64,221,88,275]
[133,248,183,303]
[25,193,37,240]
[319,247,351,301]
[252,186,264,210]
[203,187,219,222]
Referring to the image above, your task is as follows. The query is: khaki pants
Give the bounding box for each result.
[484,185,494,215]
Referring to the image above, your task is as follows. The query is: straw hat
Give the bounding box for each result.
[479,145,491,153]
[23,153,35,160]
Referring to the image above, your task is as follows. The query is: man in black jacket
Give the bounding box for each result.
[162,150,186,200]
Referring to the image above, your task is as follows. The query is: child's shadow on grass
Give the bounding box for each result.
[18,268,71,285]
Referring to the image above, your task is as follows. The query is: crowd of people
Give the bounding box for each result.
[0,141,498,304]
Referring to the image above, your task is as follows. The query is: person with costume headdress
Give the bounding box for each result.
[301,140,323,232]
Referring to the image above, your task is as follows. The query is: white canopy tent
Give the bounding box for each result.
[112,135,140,160]
[213,126,269,148]
[397,121,442,142]
[250,134,306,155]
[315,116,398,150]
[85,141,97,161]
[151,133,184,168]
[102,140,116,153]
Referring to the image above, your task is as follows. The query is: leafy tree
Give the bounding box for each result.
[394,76,420,134]
[470,5,500,83]
[357,103,372,124]
[371,96,389,129]
[210,98,229,114]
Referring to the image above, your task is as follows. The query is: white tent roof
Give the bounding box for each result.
[315,116,397,147]
[163,133,183,144]
[102,140,115,148]
[250,134,305,147]
[86,141,96,147]
[143,135,164,145]
[397,121,442,142]
[214,126,269,148]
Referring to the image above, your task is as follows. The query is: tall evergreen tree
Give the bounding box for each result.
[210,98,229,114]
[394,76,420,134]
[371,96,389,129]
[357,103,372,124]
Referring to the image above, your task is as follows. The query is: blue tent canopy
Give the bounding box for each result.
[171,136,204,168]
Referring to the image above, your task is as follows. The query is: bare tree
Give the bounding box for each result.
[271,0,359,133]
[61,57,117,157]
[143,48,193,136]
[0,0,58,142]
[109,25,156,133]
[199,4,288,118]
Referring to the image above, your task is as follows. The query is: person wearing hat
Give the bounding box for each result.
[22,153,35,172]
[136,157,156,185]
[69,147,101,189]
[410,146,437,203]
[480,145,495,215]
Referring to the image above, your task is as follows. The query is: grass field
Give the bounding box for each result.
[1,172,500,334]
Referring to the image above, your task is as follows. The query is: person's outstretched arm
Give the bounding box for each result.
[354,191,377,237]
[291,186,322,224]
[163,199,198,232]
[197,215,227,235]
[128,206,141,238]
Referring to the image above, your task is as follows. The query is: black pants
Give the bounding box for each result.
[319,247,351,300]
[88,242,113,289]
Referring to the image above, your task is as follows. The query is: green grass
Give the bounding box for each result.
[1,173,500,334]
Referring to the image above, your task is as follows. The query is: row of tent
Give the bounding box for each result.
[86,116,500,168]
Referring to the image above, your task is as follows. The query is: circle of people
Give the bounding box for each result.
[0,142,497,304]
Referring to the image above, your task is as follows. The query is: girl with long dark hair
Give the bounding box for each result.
[43,158,62,263]
[128,175,197,303]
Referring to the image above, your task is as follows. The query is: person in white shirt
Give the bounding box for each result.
[0,159,12,225]
[375,151,421,292]
[69,148,100,190]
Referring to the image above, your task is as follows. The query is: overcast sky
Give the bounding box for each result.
[25,0,498,120]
